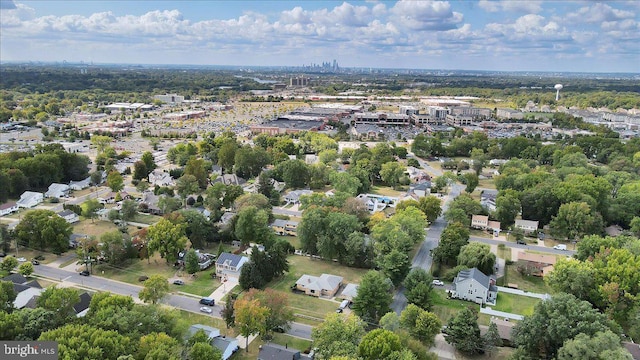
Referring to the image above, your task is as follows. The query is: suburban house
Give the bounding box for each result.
[471,215,501,233]
[517,252,558,277]
[480,189,498,212]
[57,209,80,224]
[258,343,312,360]
[0,201,19,216]
[74,292,92,317]
[69,233,88,249]
[407,182,432,198]
[17,191,44,208]
[481,317,516,347]
[406,166,431,183]
[339,283,359,301]
[356,193,399,213]
[148,170,175,187]
[284,189,313,204]
[178,250,215,270]
[270,219,299,236]
[213,174,246,186]
[69,177,91,190]
[515,219,539,234]
[217,212,236,230]
[295,273,344,297]
[450,268,498,305]
[141,191,163,215]
[188,325,239,360]
[2,274,44,310]
[45,183,70,198]
[215,252,249,280]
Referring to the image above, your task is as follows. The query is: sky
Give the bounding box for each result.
[0,0,639,73]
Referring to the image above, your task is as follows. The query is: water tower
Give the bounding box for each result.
[554,84,563,101]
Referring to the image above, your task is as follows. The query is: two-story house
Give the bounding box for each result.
[215,253,249,280]
[450,268,497,305]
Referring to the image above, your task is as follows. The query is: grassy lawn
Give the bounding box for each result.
[270,333,312,352]
[277,235,300,250]
[370,185,404,197]
[497,266,552,294]
[492,292,540,316]
[430,288,476,324]
[72,220,129,238]
[497,246,512,261]
[477,178,496,190]
[132,213,163,225]
[173,271,221,297]
[94,255,178,284]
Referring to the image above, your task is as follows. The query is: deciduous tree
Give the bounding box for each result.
[457,242,496,276]
[312,313,366,360]
[358,329,403,360]
[352,270,393,323]
[139,275,170,305]
[146,219,188,264]
[106,170,124,192]
[18,261,33,277]
[234,298,269,352]
[443,307,483,355]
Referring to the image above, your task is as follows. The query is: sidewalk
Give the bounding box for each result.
[207,278,239,304]
[479,307,524,321]
[496,286,550,300]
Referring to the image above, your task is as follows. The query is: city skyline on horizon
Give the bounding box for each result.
[1,0,639,73]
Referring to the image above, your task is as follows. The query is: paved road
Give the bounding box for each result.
[469,236,576,256]
[33,263,314,340]
[390,184,464,314]
[272,207,302,217]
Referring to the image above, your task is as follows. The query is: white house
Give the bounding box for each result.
[295,273,344,297]
[69,177,91,190]
[0,201,19,216]
[284,189,313,204]
[215,253,249,280]
[16,191,44,208]
[148,170,174,187]
[45,183,70,198]
[57,209,80,224]
[407,182,431,198]
[450,268,497,305]
[515,219,539,234]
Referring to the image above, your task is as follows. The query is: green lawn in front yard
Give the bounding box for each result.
[430,288,475,324]
[497,245,512,261]
[492,292,540,316]
[270,334,312,352]
[497,265,552,294]
[72,220,132,238]
[173,271,221,297]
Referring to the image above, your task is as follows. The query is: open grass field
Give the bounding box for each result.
[430,289,494,326]
[95,254,178,284]
[492,292,540,316]
[277,235,301,250]
[132,213,163,225]
[497,265,552,294]
[477,178,496,190]
[72,220,132,238]
[173,271,221,297]
[270,333,312,352]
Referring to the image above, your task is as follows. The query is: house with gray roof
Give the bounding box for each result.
[515,219,539,234]
[0,201,19,217]
[45,183,70,198]
[258,343,311,360]
[69,177,91,190]
[295,273,343,297]
[57,209,79,224]
[16,191,43,208]
[284,190,313,204]
[215,252,249,280]
[450,268,497,305]
[212,336,239,360]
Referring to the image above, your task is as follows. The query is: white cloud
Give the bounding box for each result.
[478,0,542,14]
[566,3,635,24]
[390,0,463,30]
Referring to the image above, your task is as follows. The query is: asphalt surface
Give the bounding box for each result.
[33,263,314,340]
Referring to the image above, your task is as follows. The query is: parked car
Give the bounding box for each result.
[138,275,149,282]
[553,244,567,251]
[200,306,213,313]
[30,259,40,265]
[432,279,444,286]
[273,326,285,333]
[79,270,90,276]
[173,279,185,285]
[199,297,215,306]
[516,239,527,245]
[17,257,26,262]
[0,253,6,258]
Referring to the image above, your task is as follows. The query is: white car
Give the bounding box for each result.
[432,280,444,286]
[200,306,213,314]
[17,257,27,262]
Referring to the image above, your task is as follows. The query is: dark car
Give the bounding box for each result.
[199,297,215,306]
[138,275,149,282]
[79,270,90,276]
[31,259,40,265]
[273,326,286,333]
[0,253,6,258]
[173,279,185,285]
[516,239,527,245]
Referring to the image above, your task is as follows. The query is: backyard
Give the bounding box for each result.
[497,265,552,294]
[430,288,493,326]
[491,292,540,316]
